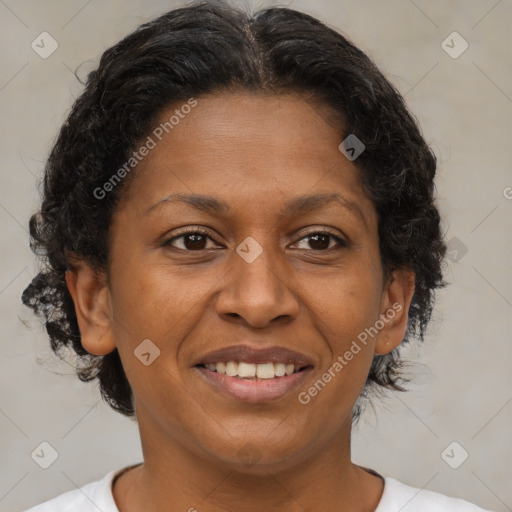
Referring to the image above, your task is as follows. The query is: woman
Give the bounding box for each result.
[21,1,493,510]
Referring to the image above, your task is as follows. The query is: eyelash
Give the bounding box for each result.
[162,227,347,252]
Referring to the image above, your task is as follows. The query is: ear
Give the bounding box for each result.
[374,269,415,355]
[65,261,116,356]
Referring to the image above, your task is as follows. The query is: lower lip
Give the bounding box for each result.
[195,366,313,403]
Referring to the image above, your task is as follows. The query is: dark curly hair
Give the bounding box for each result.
[21,0,446,420]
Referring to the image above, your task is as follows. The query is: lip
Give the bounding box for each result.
[195,365,314,403]
[192,344,314,367]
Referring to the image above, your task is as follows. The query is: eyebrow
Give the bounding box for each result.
[144,192,367,228]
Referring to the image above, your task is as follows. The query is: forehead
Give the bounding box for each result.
[152,91,345,158]
[118,92,374,222]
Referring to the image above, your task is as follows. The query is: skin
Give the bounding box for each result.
[66,91,415,512]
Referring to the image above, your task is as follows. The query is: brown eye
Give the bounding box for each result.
[293,231,346,251]
[163,229,219,251]
[178,233,208,250]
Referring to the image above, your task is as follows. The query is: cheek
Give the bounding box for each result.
[299,286,379,420]
[107,262,202,415]
[108,259,222,383]
[110,260,201,335]
[298,261,382,403]
[303,263,383,347]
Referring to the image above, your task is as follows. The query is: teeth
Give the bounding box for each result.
[256,362,274,379]
[204,361,302,379]
[225,361,238,377]
[274,363,286,377]
[237,362,256,378]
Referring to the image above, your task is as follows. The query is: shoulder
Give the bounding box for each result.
[21,469,120,512]
[376,477,495,512]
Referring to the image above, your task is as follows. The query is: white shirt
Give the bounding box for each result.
[22,465,494,512]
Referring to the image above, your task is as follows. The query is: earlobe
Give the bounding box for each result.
[65,262,116,356]
[374,269,415,355]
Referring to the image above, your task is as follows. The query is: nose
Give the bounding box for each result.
[215,239,300,329]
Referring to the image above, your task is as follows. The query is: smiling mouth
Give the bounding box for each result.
[194,362,314,403]
[195,361,312,380]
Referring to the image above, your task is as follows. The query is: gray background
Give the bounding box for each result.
[0,0,510,511]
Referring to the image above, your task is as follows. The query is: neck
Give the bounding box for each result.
[114,409,384,512]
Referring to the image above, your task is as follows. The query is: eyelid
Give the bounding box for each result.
[297,226,346,241]
[163,227,222,247]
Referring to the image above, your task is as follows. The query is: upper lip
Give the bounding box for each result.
[193,345,314,368]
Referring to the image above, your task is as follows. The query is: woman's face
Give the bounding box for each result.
[69,92,413,472]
